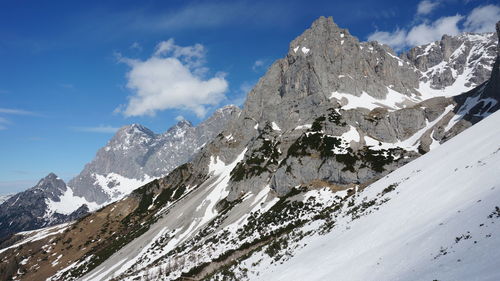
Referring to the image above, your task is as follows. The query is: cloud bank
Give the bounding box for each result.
[117,39,228,118]
[368,4,500,51]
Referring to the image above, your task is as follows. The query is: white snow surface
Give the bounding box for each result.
[271,122,281,131]
[0,223,72,255]
[294,124,312,130]
[45,186,100,215]
[45,173,154,214]
[93,173,155,204]
[244,110,500,281]
[45,173,154,216]
[341,126,360,143]
[330,87,417,111]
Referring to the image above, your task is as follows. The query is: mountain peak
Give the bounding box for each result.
[114,124,156,139]
[45,172,58,179]
[175,119,193,128]
[288,16,348,56]
[310,16,337,31]
[126,123,154,134]
[35,173,64,187]
[30,173,67,200]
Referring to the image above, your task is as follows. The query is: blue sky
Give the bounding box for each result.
[0,0,498,194]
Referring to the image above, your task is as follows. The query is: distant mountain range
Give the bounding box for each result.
[0,17,499,281]
[0,105,240,239]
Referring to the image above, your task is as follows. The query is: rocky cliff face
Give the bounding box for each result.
[204,16,498,199]
[0,17,498,281]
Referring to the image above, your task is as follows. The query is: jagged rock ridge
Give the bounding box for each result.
[69,105,241,204]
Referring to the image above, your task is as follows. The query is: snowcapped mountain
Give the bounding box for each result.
[69,104,241,205]
[0,105,240,239]
[406,32,497,96]
[0,173,90,240]
[0,17,498,281]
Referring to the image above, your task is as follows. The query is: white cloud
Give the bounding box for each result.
[71,125,120,133]
[0,108,36,115]
[154,39,206,72]
[368,29,407,51]
[117,39,228,118]
[175,115,186,121]
[368,3,499,51]
[417,0,439,15]
[463,5,500,33]
[406,15,463,46]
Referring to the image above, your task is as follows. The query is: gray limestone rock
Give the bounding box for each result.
[193,17,500,199]
[70,105,241,204]
[404,31,497,90]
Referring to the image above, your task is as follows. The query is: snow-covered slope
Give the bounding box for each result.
[228,109,500,281]
[6,110,498,281]
[69,110,500,281]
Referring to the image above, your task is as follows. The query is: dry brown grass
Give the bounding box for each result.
[0,197,138,281]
